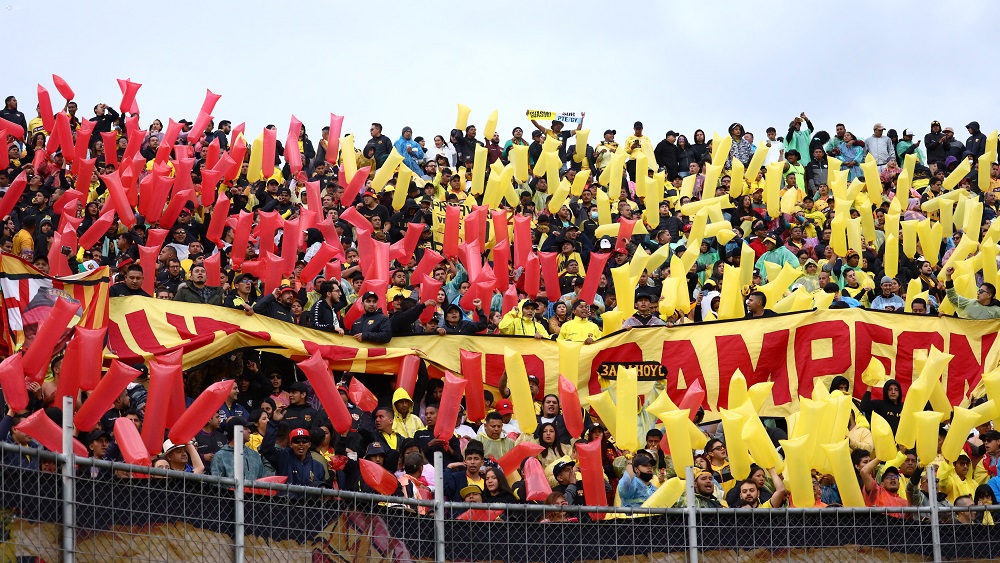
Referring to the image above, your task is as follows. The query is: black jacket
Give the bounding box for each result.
[653,139,680,178]
[89,108,120,134]
[0,108,27,141]
[309,299,342,332]
[390,303,426,336]
[108,284,151,298]
[860,379,903,434]
[966,122,988,158]
[925,131,949,166]
[253,293,294,323]
[349,308,392,343]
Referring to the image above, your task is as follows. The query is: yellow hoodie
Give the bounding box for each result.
[392,387,425,439]
[498,300,551,337]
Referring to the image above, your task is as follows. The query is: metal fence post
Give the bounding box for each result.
[433,452,445,563]
[233,425,244,563]
[685,465,698,563]
[61,396,75,563]
[927,464,941,563]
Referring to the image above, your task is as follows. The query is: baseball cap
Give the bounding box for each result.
[495,399,513,415]
[634,290,654,302]
[666,130,679,137]
[553,460,576,476]
[881,466,900,480]
[365,442,387,457]
[362,190,375,197]
[603,129,616,136]
[763,235,777,246]
[521,299,538,310]
[873,123,885,130]
[459,484,483,499]
[289,428,310,440]
[880,276,893,284]
[633,121,643,129]
[531,130,542,138]
[361,290,379,301]
[86,429,111,443]
[277,186,292,195]
[902,129,915,137]
[944,127,955,133]
[279,284,297,295]
[289,381,310,393]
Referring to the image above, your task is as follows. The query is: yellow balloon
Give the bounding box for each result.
[862,154,881,202]
[942,407,981,462]
[914,411,944,465]
[601,310,623,336]
[901,220,918,259]
[557,339,582,387]
[883,233,899,279]
[595,188,613,225]
[482,109,498,142]
[729,159,745,198]
[455,104,471,130]
[820,440,866,507]
[870,412,897,461]
[765,161,783,217]
[720,409,751,480]
[615,367,640,452]
[469,145,488,196]
[658,277,677,317]
[846,216,863,255]
[641,477,686,509]
[972,399,999,427]
[391,167,411,211]
[860,357,888,388]
[546,180,571,214]
[571,169,591,198]
[728,372,748,410]
[370,148,404,193]
[829,210,848,257]
[736,401,783,472]
[247,134,264,183]
[612,266,634,319]
[509,144,529,182]
[894,376,932,448]
[779,435,814,508]
[503,347,537,435]
[943,156,972,190]
[661,410,694,470]
[712,134,732,168]
[744,143,769,185]
[585,391,617,437]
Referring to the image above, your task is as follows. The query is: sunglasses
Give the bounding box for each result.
[291,438,310,445]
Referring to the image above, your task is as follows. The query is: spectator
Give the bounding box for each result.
[253,285,298,323]
[109,264,150,297]
[259,426,329,490]
[173,265,223,305]
[210,416,268,481]
[350,291,392,343]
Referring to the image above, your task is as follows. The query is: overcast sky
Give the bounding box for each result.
[8,1,999,147]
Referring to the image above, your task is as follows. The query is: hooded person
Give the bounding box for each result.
[861,379,903,434]
[303,228,325,263]
[392,387,426,439]
[394,126,425,174]
[437,302,488,335]
[796,258,821,292]
[965,121,987,158]
[497,299,550,338]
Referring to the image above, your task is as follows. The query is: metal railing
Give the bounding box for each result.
[0,401,996,562]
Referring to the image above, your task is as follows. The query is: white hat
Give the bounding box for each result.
[162,439,185,455]
[902,129,915,137]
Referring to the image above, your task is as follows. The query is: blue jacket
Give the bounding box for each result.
[394,137,425,174]
[259,425,328,493]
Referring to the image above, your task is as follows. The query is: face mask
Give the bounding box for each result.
[590,211,599,219]
[638,471,654,483]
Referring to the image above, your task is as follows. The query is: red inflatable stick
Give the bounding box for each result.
[61,326,107,393]
[463,209,482,249]
[146,228,169,250]
[230,211,253,268]
[456,509,503,521]
[360,459,398,495]
[0,117,23,142]
[159,188,194,230]
[116,78,140,115]
[200,89,222,116]
[46,232,69,276]
[388,224,423,265]
[99,131,118,167]
[435,372,467,442]
[558,376,584,440]
[299,352,352,434]
[200,168,222,209]
[22,296,78,383]
[523,457,553,501]
[16,410,87,457]
[204,252,222,287]
[136,245,158,295]
[261,127,276,178]
[577,252,611,304]
[74,361,140,432]
[417,275,442,324]
[443,206,461,259]
[491,209,509,245]
[74,158,96,193]
[260,251,285,295]
[141,360,178,456]
[168,380,234,445]
[493,242,510,293]
[280,218,301,277]
[100,171,135,228]
[325,113,344,166]
[118,79,142,115]
[538,252,561,298]
[256,210,282,256]
[284,115,303,177]
[615,218,637,253]
[513,215,532,269]
[246,474,286,496]
[0,355,28,413]
[0,171,26,220]
[501,285,518,315]
[187,110,214,147]
[77,211,115,251]
[340,165,371,206]
[342,279,387,330]
[523,253,540,297]
[348,377,378,413]
[497,442,544,477]
[52,112,75,163]
[114,417,150,466]
[52,74,74,100]
[74,113,95,164]
[37,84,54,133]
[298,242,339,286]
[460,351,485,423]
[677,379,706,421]
[397,355,420,398]
[575,439,607,519]
[205,193,230,246]
[410,249,444,286]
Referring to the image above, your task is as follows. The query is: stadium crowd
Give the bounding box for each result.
[1,84,1000,522]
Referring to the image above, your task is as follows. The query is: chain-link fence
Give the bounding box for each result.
[3,437,1000,562]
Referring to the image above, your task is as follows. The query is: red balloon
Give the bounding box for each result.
[74,361,140,432]
[459,240,483,283]
[443,206,461,259]
[298,242,339,286]
[74,117,95,164]
[435,372,467,442]
[388,225,424,265]
[100,171,135,228]
[200,169,222,208]
[491,209,509,244]
[0,117,23,142]
[114,417,150,466]
[188,110,214,147]
[523,253,540,298]
[172,157,195,193]
[158,189,194,230]
[61,326,107,393]
[577,252,611,304]
[513,215,532,269]
[523,457,553,502]
[538,252,561,299]
[200,89,222,116]
[497,442,544,477]
[410,249,444,287]
[36,85,54,133]
[51,74,75,100]
[74,158,96,193]
[261,126,276,178]
[418,275,442,324]
[0,171,27,221]
[168,380,234,445]
[0,355,28,412]
[360,458,398,495]
[255,210,282,256]
[558,376,584,441]
[141,360,178,457]
[299,352,352,434]
[501,285,518,315]
[46,232,70,277]
[460,351,486,423]
[117,79,141,116]
[325,114,343,166]
[493,242,510,293]
[284,115,303,177]
[396,355,420,398]
[615,218,638,253]
[575,439,607,520]
[342,279,387,330]
[340,166,371,205]
[204,252,222,288]
[230,211,253,268]
[348,377,378,413]
[280,218,301,277]
[77,210,115,251]
[22,296,78,382]
[463,210,482,248]
[16,410,87,457]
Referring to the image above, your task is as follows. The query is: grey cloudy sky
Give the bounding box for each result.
[7,0,999,146]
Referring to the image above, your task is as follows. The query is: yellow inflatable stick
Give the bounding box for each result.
[744,143,769,185]
[503,347,537,435]
[829,210,848,257]
[758,262,801,306]
[862,153,882,202]
[964,201,984,243]
[558,339,583,388]
[982,237,998,286]
[814,291,835,310]
[469,145,488,196]
[821,440,866,507]
[392,167,412,211]
[735,400,783,472]
[847,216,863,254]
[894,169,911,211]
[728,372,748,410]
[883,233,899,279]
[944,157,972,191]
[612,266,634,319]
[719,409,751,480]
[914,411,944,465]
[745,382,773,414]
[571,169,591,198]
[988,130,999,157]
[510,144,529,182]
[980,152,996,201]
[717,264,744,320]
[904,279,923,312]
[939,199,955,239]
[370,148,404,193]
[739,243,756,287]
[574,129,590,160]
[634,154,649,198]
[703,164,723,196]
[546,180,571,214]
[455,104,471,130]
[884,210,900,242]
[247,133,264,183]
[972,399,999,427]
[870,412,897,461]
[591,186,611,225]
[614,367,640,452]
[712,135,732,168]
[915,219,941,263]
[658,277,678,317]
[942,407,981,462]
[482,161,506,209]
[641,477,686,509]
[627,252,651,289]
[780,435,814,508]
[601,310,623,336]
[584,392,617,436]
[894,376,932,448]
[765,161,783,217]
[860,205,876,242]
[660,410,694,470]
[901,220,918,259]
[729,159,745,198]
[604,149,629,196]
[482,109,498,141]
[680,174,696,199]
[645,244,673,278]
[940,235,978,282]
[680,194,734,216]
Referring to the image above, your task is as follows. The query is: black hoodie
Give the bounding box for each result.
[860,378,903,434]
[965,121,987,158]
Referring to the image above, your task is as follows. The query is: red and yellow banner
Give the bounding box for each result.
[108,297,997,417]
